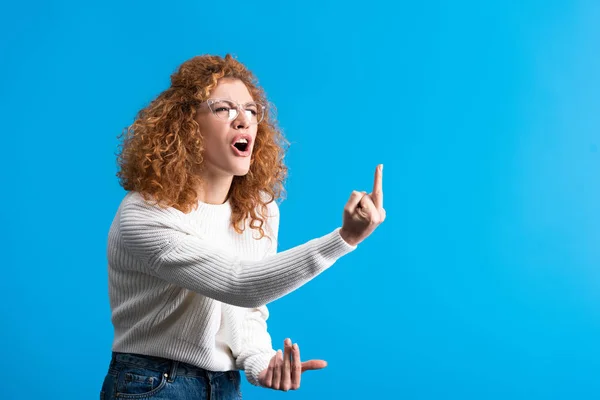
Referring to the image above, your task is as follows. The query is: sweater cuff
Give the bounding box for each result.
[331,227,358,254]
[244,350,277,386]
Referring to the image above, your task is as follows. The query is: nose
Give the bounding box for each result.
[232,107,250,130]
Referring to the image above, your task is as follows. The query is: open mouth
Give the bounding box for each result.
[231,135,252,155]
[233,138,249,152]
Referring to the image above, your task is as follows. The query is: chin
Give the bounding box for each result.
[231,164,251,177]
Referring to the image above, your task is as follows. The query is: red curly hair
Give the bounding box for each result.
[116,54,289,239]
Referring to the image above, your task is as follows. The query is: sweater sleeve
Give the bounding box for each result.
[119,195,356,308]
[236,202,279,385]
[235,305,277,386]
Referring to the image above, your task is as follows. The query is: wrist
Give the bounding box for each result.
[339,228,359,246]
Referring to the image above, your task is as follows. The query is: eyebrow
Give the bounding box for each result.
[215,97,256,104]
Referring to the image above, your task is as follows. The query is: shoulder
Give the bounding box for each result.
[266,198,280,219]
[120,191,156,214]
[118,191,184,226]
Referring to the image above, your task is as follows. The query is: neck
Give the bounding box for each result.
[195,168,234,205]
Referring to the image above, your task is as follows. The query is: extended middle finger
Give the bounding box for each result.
[291,343,302,390]
[371,164,383,209]
[282,339,292,391]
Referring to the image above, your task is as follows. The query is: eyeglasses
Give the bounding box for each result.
[203,98,265,124]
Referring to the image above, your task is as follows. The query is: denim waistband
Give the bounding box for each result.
[110,352,220,380]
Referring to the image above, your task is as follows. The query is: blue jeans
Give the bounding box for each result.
[100,352,242,399]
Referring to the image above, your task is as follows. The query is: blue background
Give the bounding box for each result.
[1,0,599,398]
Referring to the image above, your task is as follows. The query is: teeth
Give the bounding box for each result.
[235,138,248,144]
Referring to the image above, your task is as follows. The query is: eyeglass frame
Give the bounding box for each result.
[200,98,266,124]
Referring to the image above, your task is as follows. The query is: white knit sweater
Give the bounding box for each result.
[106,191,356,385]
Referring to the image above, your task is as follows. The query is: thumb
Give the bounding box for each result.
[301,359,328,372]
[345,191,365,213]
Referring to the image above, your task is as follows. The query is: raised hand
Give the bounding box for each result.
[258,338,327,391]
[339,164,386,246]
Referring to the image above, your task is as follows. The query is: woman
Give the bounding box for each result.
[100,54,385,399]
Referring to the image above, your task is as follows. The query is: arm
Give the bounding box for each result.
[119,195,356,308]
[235,305,277,386]
[235,206,278,386]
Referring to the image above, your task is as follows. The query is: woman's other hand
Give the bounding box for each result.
[258,338,327,391]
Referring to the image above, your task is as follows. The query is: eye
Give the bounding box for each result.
[245,103,259,115]
[210,100,238,120]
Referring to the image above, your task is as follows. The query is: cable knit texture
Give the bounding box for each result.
[107,191,356,385]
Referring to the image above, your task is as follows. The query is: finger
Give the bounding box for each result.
[301,359,328,372]
[264,354,276,387]
[371,164,383,210]
[291,343,301,390]
[345,190,366,213]
[358,194,379,222]
[282,339,292,391]
[357,192,368,210]
[272,349,282,390]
